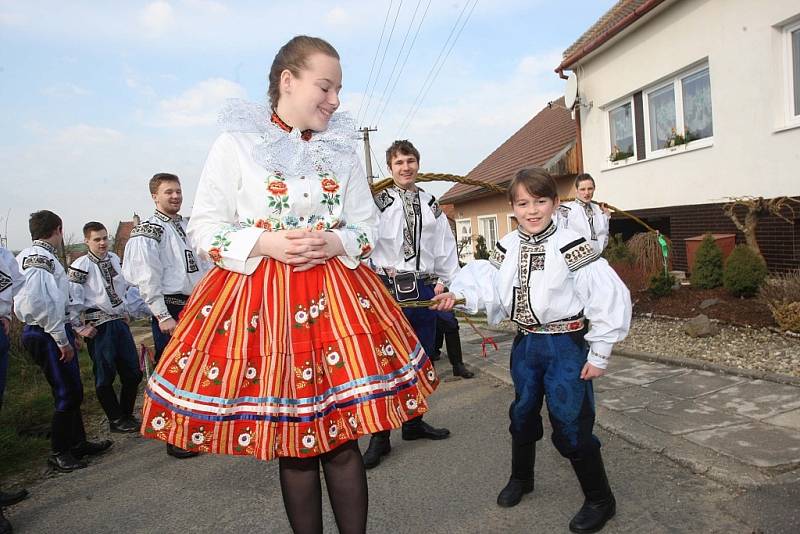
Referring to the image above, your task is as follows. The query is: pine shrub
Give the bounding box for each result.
[603,234,634,265]
[723,245,767,297]
[475,235,490,260]
[690,233,724,289]
[648,271,676,297]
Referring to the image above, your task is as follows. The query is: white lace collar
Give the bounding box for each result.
[218,99,359,176]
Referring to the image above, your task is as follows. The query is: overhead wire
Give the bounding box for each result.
[397,0,478,137]
[369,0,426,128]
[360,0,405,127]
[355,0,394,127]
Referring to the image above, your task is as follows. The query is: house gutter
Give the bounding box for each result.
[555,0,667,79]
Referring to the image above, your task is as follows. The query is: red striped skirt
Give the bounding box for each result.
[140,258,439,460]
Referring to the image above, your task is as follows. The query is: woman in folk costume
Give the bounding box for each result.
[140,36,440,534]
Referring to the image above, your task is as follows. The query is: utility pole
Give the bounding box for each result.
[359,126,378,184]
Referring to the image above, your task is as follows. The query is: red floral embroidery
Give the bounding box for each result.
[268,181,288,196]
[320,177,339,193]
[254,219,273,230]
[208,247,222,263]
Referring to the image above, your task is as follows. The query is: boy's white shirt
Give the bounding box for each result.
[559,199,610,254]
[450,222,631,369]
[68,251,141,322]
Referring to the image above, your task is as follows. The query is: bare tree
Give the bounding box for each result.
[722,196,800,257]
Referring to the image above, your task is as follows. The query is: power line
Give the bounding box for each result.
[369,0,425,127]
[397,0,478,137]
[360,0,404,127]
[355,0,394,127]
[370,144,389,178]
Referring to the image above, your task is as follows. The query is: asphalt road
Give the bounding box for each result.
[6,371,792,533]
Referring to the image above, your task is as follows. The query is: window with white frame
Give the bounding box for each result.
[608,100,635,161]
[785,20,800,122]
[645,65,713,153]
[455,218,474,261]
[477,215,498,251]
[506,213,518,232]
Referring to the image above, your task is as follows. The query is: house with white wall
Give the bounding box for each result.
[555,0,800,271]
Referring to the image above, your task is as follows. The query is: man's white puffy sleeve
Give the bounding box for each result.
[123,236,168,319]
[450,259,508,325]
[432,211,460,287]
[188,133,264,275]
[15,264,70,347]
[0,248,23,320]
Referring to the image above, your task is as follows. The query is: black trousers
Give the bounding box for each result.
[433,312,465,367]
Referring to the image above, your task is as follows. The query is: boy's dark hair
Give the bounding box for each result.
[268,36,340,107]
[29,210,62,240]
[149,173,181,195]
[385,140,420,167]
[508,167,558,202]
[83,221,107,238]
[574,173,596,188]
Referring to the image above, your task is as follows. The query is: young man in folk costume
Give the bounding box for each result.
[123,173,208,459]
[0,245,28,532]
[68,222,143,434]
[363,139,466,469]
[14,211,112,474]
[558,173,611,255]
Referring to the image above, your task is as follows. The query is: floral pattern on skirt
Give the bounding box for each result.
[141,257,439,460]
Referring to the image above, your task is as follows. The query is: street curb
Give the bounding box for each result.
[613,349,800,387]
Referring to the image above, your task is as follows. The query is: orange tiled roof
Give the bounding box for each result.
[440,97,575,204]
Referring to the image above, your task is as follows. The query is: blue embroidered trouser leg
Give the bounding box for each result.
[508,331,600,458]
[151,302,186,363]
[87,319,143,420]
[21,324,85,452]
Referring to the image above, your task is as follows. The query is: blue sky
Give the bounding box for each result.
[0,0,615,249]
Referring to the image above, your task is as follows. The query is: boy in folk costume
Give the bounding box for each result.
[0,245,28,531]
[123,173,208,459]
[362,139,467,469]
[68,222,143,434]
[433,168,631,533]
[14,211,112,473]
[558,173,611,254]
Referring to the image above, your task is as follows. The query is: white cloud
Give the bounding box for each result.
[326,7,350,26]
[41,83,91,98]
[181,0,228,15]
[140,1,174,36]
[0,11,27,26]
[155,78,247,127]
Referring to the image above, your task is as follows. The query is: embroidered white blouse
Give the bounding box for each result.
[187,100,377,275]
[450,222,631,369]
[68,251,139,323]
[0,246,24,320]
[369,186,460,286]
[14,241,78,347]
[558,199,610,254]
[123,211,208,321]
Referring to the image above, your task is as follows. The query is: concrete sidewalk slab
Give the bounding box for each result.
[700,380,800,420]
[764,409,800,431]
[596,387,673,411]
[685,422,800,469]
[604,362,688,386]
[625,398,749,435]
[643,369,745,399]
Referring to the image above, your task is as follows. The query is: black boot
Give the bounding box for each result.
[71,439,113,459]
[0,507,11,534]
[401,418,450,441]
[497,439,535,507]
[362,431,391,469]
[47,451,88,473]
[0,488,28,507]
[452,363,474,379]
[568,449,616,533]
[166,444,199,459]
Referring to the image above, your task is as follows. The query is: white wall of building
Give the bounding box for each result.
[574,0,800,210]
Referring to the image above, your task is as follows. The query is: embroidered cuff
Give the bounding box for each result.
[587,342,613,369]
[156,311,173,323]
[50,329,69,347]
[331,228,373,267]
[210,227,264,275]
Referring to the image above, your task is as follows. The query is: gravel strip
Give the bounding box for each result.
[617,316,800,378]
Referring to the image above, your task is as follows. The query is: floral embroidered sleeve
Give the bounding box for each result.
[188,133,265,275]
[329,153,378,269]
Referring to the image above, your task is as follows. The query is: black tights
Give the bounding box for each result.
[279,440,368,534]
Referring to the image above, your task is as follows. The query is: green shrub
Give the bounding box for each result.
[723,245,767,297]
[690,233,724,289]
[603,233,634,265]
[648,271,676,297]
[475,235,490,260]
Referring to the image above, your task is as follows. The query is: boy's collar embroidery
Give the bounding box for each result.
[154,210,181,223]
[32,240,57,255]
[518,221,557,243]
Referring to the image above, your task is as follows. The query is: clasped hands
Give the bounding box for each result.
[255,229,345,272]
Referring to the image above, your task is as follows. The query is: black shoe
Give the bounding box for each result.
[0,488,29,507]
[0,508,11,534]
[429,351,441,362]
[497,478,534,507]
[71,439,113,459]
[362,433,391,469]
[452,363,475,379]
[569,449,616,533]
[109,418,138,433]
[124,415,142,428]
[166,444,199,459]
[401,420,450,441]
[47,452,88,473]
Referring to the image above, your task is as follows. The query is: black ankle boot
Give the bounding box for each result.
[0,507,11,534]
[497,439,535,507]
[362,432,391,469]
[568,449,616,533]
